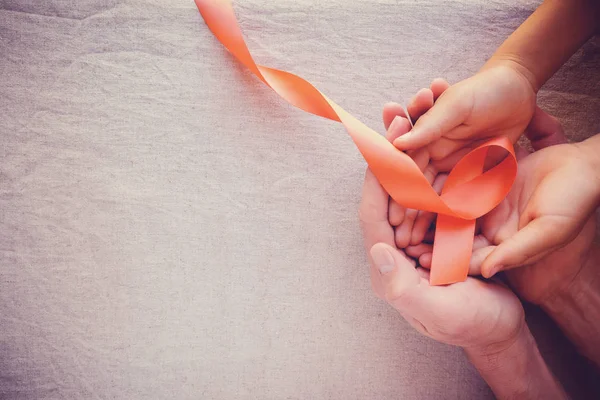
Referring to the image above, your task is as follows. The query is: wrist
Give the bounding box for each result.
[465,319,528,375]
[465,322,567,399]
[482,56,539,93]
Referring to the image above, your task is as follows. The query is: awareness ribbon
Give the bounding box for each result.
[196,0,517,285]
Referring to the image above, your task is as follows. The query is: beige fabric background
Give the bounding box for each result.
[1,0,599,398]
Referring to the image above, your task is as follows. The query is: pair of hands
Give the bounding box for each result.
[360,64,600,354]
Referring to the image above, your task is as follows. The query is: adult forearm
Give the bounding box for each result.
[483,0,600,91]
[465,323,567,399]
[543,245,600,368]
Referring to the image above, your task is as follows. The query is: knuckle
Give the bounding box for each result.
[385,283,411,304]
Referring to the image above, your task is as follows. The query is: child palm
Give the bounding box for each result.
[475,135,598,304]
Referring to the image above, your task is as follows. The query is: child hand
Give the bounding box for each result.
[390,65,536,162]
[380,74,534,250]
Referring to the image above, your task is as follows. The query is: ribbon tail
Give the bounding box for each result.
[430,216,475,285]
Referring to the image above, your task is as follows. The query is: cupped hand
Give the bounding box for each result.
[360,164,525,352]
[471,112,599,304]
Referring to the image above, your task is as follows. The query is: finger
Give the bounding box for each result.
[525,106,568,151]
[419,253,432,268]
[430,78,450,100]
[383,102,408,130]
[480,216,574,278]
[411,210,434,246]
[391,86,435,236]
[386,116,412,226]
[370,243,422,307]
[411,172,447,245]
[425,126,479,161]
[359,169,390,228]
[409,147,431,171]
[470,246,495,276]
[468,235,494,276]
[372,244,447,324]
[473,234,493,251]
[406,88,434,124]
[403,247,434,268]
[417,230,491,272]
[395,209,418,248]
[515,144,530,161]
[395,148,431,245]
[359,168,394,298]
[405,243,433,259]
[405,151,435,246]
[411,209,436,247]
[386,116,412,142]
[389,202,406,227]
[393,87,471,151]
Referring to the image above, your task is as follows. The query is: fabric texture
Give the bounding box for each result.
[1,0,599,399]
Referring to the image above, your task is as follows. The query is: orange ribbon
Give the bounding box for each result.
[196,0,517,285]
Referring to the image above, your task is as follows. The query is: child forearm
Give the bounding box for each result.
[483,0,600,91]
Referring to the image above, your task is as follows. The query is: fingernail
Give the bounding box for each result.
[371,245,396,275]
[394,131,414,144]
[388,116,403,133]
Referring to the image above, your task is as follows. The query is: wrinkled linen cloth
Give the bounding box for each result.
[1,0,599,398]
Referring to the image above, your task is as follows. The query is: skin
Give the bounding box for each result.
[359,117,567,397]
[476,140,600,298]
[386,85,600,307]
[362,79,599,397]
[360,0,600,393]
[385,0,600,273]
[380,85,600,375]
[391,0,600,157]
[543,245,600,369]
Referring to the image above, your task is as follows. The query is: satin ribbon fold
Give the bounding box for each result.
[196,0,517,285]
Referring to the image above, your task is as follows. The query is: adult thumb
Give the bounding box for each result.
[370,243,421,302]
